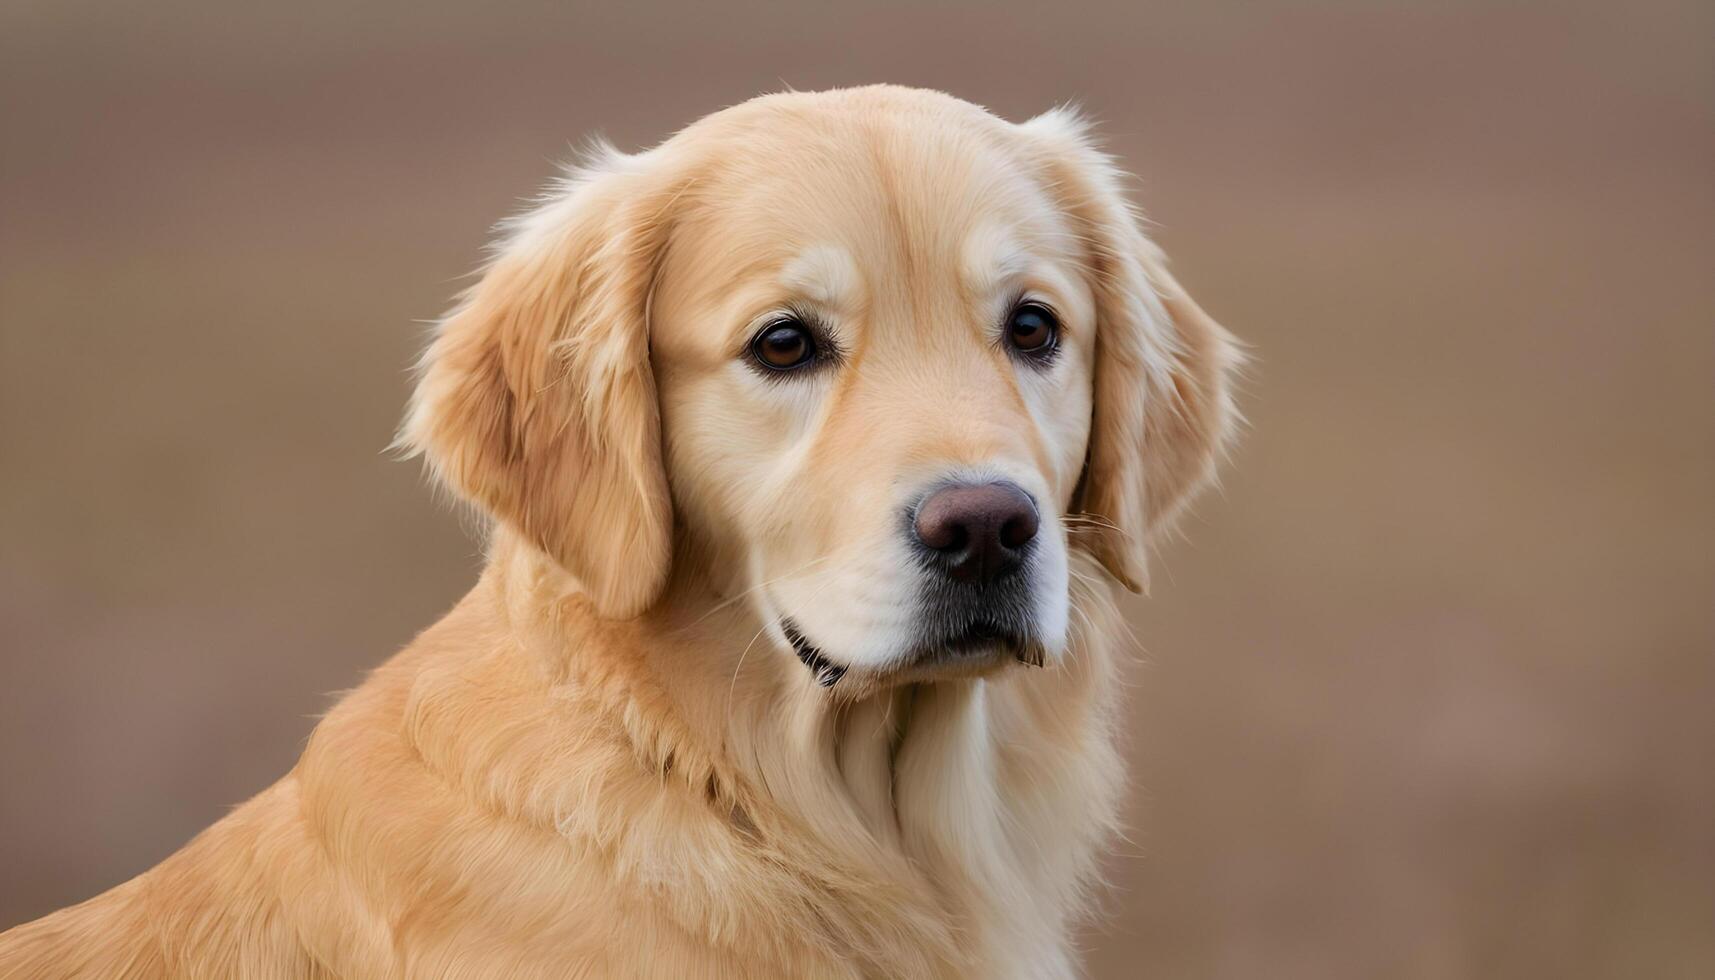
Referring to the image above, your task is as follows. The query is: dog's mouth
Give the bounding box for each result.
[781,618,1041,689]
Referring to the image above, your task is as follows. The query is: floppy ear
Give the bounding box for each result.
[1021,110,1243,592]
[399,147,677,619]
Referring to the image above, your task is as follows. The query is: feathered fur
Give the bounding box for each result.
[0,86,1239,978]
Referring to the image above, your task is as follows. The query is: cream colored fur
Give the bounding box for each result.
[0,86,1239,979]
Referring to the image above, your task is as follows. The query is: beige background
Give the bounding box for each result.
[2,2,1711,976]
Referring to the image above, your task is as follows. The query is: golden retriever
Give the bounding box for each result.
[0,85,1239,978]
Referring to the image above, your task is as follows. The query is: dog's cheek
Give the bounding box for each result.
[661,378,775,554]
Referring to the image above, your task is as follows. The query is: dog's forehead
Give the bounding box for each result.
[712,118,1050,247]
[660,107,1082,337]
[762,224,1050,325]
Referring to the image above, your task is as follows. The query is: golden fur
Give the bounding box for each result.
[0,86,1240,978]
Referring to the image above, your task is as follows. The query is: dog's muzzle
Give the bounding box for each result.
[783,480,1050,687]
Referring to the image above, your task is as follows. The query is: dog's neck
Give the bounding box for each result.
[466,527,1123,974]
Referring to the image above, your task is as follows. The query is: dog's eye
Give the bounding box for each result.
[1006,302,1060,359]
[750,318,818,371]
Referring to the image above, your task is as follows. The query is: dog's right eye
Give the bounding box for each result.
[750,318,818,372]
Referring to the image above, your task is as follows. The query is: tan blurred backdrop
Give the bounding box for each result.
[2,1,1711,976]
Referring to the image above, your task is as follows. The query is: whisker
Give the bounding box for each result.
[1062,514,1127,535]
[723,570,843,725]
[678,551,840,633]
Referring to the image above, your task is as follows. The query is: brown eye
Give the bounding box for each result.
[1007,302,1059,358]
[751,318,818,371]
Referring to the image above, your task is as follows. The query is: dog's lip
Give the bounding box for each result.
[780,618,1040,688]
[782,618,846,687]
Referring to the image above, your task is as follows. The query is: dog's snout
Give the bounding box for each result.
[912,482,1039,584]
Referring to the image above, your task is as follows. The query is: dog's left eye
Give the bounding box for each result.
[1005,301,1060,361]
[750,317,819,372]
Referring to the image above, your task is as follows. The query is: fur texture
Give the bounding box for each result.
[0,85,1239,978]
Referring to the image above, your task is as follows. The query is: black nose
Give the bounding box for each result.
[912,481,1039,585]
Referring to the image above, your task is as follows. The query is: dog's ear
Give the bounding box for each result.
[399,147,678,618]
[1021,109,1243,592]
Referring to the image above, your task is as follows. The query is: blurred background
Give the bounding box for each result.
[2,1,1711,976]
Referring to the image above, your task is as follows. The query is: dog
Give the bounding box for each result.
[0,85,1239,978]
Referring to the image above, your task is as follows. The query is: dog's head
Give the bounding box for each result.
[402,87,1239,689]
